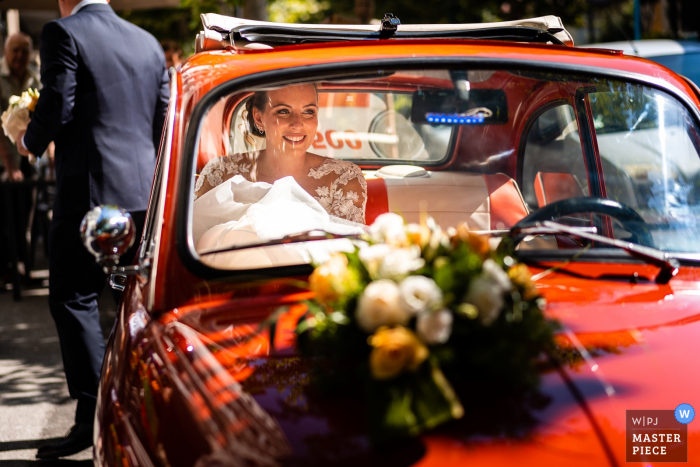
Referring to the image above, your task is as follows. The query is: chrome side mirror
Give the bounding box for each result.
[80,205,136,272]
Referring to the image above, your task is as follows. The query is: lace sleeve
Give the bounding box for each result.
[308,159,367,224]
[194,154,251,200]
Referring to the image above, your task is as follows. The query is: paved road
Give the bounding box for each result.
[0,275,116,466]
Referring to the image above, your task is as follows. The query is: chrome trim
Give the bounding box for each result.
[80,205,136,272]
[109,274,127,292]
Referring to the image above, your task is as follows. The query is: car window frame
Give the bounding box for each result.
[178,58,700,281]
[516,97,582,209]
[139,70,179,311]
[577,82,700,247]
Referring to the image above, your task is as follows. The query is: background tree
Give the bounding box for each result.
[118,0,699,59]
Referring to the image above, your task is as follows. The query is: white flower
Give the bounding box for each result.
[8,95,19,106]
[356,280,410,333]
[399,275,442,314]
[462,260,513,325]
[376,245,424,281]
[359,244,424,281]
[358,243,394,279]
[368,212,408,246]
[18,92,32,109]
[464,275,505,325]
[481,259,513,293]
[416,309,453,344]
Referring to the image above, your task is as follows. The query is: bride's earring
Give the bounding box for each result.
[256,124,265,135]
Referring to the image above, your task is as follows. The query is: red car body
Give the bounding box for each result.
[93,16,700,467]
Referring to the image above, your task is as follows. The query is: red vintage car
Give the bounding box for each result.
[83,13,700,466]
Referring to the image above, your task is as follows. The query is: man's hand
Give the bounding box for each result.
[16,129,32,157]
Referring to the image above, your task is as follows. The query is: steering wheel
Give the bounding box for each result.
[511,196,655,248]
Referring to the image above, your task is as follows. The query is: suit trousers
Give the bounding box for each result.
[48,210,145,423]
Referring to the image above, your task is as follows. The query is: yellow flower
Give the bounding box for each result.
[368,326,428,380]
[453,223,490,258]
[309,253,356,304]
[27,90,39,112]
[406,223,431,248]
[508,263,539,300]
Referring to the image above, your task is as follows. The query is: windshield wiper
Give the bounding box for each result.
[511,220,679,284]
[198,230,362,257]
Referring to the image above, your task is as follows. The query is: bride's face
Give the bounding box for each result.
[253,84,318,156]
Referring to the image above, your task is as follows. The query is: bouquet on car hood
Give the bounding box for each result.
[296,213,557,444]
[1,88,39,144]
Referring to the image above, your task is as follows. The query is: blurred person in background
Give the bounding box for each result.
[0,32,41,288]
[0,32,40,182]
[161,39,182,69]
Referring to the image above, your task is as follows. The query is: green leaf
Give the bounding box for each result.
[367,361,463,444]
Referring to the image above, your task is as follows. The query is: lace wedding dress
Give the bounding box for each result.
[194,155,367,223]
[192,155,367,269]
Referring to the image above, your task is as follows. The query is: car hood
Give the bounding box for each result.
[168,264,700,466]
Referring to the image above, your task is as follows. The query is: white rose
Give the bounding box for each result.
[358,243,394,279]
[376,245,424,281]
[368,212,408,246]
[416,309,453,344]
[399,275,443,314]
[464,275,505,325]
[482,259,512,293]
[8,95,20,106]
[356,279,410,333]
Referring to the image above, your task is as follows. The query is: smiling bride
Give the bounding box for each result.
[193,84,368,267]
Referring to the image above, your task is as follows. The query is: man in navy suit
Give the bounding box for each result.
[17,0,168,459]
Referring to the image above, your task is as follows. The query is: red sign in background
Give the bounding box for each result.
[627,410,688,462]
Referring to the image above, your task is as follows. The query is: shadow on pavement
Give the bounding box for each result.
[0,439,62,452]
[0,289,116,407]
[0,460,92,466]
[0,440,92,466]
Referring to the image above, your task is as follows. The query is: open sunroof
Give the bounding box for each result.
[196,13,575,52]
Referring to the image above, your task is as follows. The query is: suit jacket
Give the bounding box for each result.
[24,3,169,217]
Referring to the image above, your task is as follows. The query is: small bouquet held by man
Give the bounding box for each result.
[1,88,39,161]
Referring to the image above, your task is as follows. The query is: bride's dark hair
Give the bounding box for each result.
[244,91,267,139]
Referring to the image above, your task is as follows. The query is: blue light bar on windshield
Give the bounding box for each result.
[425,113,486,124]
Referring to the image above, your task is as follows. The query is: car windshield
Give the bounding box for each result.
[188,67,700,270]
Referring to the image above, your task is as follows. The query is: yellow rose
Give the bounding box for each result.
[508,263,539,300]
[309,253,356,304]
[368,326,428,380]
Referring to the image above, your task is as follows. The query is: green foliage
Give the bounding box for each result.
[119,8,192,40]
[119,0,243,57]
[269,0,330,23]
[325,0,587,27]
[180,0,242,30]
[366,361,461,443]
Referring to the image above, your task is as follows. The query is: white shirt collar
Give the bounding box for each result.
[71,0,109,15]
